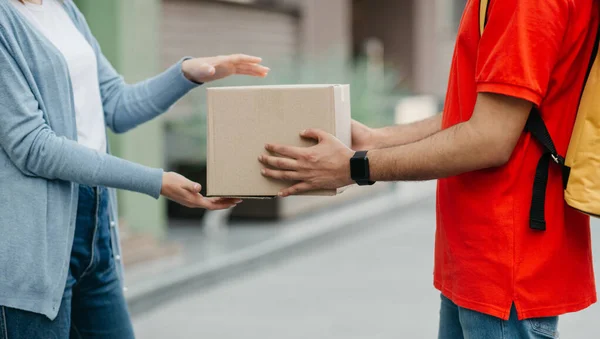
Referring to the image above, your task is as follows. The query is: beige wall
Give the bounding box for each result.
[351,0,460,98]
[281,0,352,61]
[414,0,461,98]
[353,0,414,86]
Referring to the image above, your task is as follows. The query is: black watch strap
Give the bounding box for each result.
[356,179,375,186]
[354,150,368,158]
[351,151,375,186]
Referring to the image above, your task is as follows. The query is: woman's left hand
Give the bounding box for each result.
[182,54,270,83]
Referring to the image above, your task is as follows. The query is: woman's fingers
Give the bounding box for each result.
[235,63,270,76]
[204,198,243,210]
[230,54,263,64]
[186,192,241,210]
[182,181,202,194]
[236,69,269,77]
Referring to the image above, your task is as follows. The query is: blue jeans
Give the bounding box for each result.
[438,295,559,339]
[0,185,135,339]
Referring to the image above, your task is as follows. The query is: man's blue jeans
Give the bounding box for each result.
[438,294,559,339]
[0,185,135,339]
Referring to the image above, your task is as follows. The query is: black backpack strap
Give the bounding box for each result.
[526,14,600,231]
[525,110,570,231]
[479,0,575,232]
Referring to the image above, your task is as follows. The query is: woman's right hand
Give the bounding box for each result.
[160,172,241,210]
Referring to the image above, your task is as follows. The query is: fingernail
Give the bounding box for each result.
[278,192,284,197]
[235,199,243,204]
[301,130,307,135]
[194,184,201,191]
[261,169,266,175]
[258,155,263,161]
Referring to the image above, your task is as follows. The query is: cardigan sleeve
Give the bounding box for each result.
[0,39,164,199]
[64,1,201,134]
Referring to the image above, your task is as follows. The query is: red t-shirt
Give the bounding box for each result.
[436,0,598,320]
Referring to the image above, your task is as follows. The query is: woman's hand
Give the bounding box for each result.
[161,172,241,210]
[181,54,270,83]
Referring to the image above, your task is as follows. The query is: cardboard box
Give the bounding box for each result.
[207,84,351,198]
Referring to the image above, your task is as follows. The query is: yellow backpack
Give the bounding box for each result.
[479,0,600,230]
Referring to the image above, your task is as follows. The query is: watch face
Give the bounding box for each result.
[350,157,368,180]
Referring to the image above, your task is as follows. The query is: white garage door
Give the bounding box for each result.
[161,0,301,121]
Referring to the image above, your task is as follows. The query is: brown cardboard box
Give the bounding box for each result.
[207,84,351,198]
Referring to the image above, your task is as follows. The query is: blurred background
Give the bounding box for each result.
[71,0,600,338]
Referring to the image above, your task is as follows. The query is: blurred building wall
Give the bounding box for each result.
[353,0,414,87]
[281,0,352,60]
[352,0,466,99]
[71,0,468,233]
[160,0,354,167]
[414,0,464,98]
[73,0,356,231]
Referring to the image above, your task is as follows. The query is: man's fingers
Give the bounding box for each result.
[300,129,329,142]
[279,182,313,197]
[258,155,299,170]
[265,143,305,159]
[261,168,303,181]
[231,54,262,64]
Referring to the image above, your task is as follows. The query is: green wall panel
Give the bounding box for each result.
[74,0,167,238]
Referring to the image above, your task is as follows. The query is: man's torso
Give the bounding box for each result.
[436,0,598,320]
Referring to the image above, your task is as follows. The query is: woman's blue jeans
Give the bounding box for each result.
[0,185,135,339]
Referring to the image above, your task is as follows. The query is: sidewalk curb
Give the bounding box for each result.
[127,181,436,317]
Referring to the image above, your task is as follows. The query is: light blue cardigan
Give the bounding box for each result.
[0,0,199,319]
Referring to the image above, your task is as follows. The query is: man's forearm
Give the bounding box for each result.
[373,114,442,149]
[259,92,531,196]
[369,120,507,182]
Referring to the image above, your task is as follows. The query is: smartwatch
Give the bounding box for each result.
[350,150,375,186]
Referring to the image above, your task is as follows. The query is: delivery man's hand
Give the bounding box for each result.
[182,54,270,83]
[161,172,242,210]
[258,129,354,197]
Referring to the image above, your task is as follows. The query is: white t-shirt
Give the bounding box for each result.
[11,0,107,153]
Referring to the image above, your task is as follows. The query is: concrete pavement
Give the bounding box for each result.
[133,196,600,339]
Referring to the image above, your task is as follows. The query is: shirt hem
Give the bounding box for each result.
[435,280,511,320]
[516,296,597,321]
[434,280,597,321]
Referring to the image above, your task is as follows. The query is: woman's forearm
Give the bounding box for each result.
[99,57,199,134]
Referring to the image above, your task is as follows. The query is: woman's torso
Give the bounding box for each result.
[9,0,107,153]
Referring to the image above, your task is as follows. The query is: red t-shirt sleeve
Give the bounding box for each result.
[476,0,570,106]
